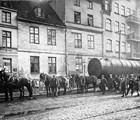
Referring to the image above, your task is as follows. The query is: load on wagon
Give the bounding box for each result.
[88,58,140,78]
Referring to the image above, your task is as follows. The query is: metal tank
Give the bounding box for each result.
[88,58,140,77]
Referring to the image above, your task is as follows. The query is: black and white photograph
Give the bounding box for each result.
[0,0,140,119]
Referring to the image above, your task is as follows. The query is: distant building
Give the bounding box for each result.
[102,0,138,60]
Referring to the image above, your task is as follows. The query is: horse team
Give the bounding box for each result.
[0,67,140,102]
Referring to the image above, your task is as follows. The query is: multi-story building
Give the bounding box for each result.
[0,1,18,73]
[50,0,103,76]
[0,0,140,78]
[0,1,66,79]
[102,0,139,60]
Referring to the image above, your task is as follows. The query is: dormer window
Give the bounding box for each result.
[2,11,11,23]
[34,7,44,18]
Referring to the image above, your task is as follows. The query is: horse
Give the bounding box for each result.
[84,75,97,92]
[0,69,33,101]
[72,74,85,93]
[56,76,70,95]
[39,73,51,96]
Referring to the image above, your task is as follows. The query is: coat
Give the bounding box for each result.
[99,78,107,92]
[121,81,126,92]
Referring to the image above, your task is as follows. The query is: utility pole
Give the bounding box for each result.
[118,30,121,59]
[83,60,86,77]
[65,27,68,77]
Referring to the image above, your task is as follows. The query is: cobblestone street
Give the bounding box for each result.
[1,91,140,120]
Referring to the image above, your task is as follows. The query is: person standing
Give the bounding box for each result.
[134,76,139,96]
[99,75,108,94]
[126,74,135,96]
[107,74,114,91]
[50,75,58,97]
[114,75,120,93]
[121,76,126,97]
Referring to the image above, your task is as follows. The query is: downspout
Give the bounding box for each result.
[65,27,68,77]
[64,0,68,77]
[101,10,104,58]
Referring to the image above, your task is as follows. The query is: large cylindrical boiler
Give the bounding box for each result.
[88,58,140,77]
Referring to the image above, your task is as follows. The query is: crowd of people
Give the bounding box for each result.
[99,74,140,97]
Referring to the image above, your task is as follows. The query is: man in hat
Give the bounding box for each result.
[50,75,58,97]
[107,74,114,91]
[134,76,139,96]
[121,76,126,97]
[126,74,135,96]
[99,75,108,94]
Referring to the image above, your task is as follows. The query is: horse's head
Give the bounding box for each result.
[40,73,45,82]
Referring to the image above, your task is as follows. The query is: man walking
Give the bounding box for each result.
[126,74,135,96]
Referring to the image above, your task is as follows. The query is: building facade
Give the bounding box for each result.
[0,2,18,73]
[102,0,139,60]
[0,1,66,79]
[0,0,140,78]
[50,0,103,76]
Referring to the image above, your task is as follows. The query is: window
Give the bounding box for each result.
[2,31,11,48]
[127,8,131,16]
[48,29,56,45]
[88,35,94,49]
[30,27,39,44]
[74,0,80,6]
[74,33,82,48]
[30,56,39,73]
[105,0,110,11]
[134,43,138,53]
[75,57,83,72]
[127,43,131,53]
[48,57,56,74]
[115,21,119,32]
[106,19,111,31]
[88,1,93,9]
[87,14,93,26]
[74,11,81,24]
[106,39,112,51]
[115,3,119,14]
[34,7,44,17]
[127,25,131,34]
[3,58,12,73]
[121,5,125,16]
[2,11,11,23]
[121,23,125,34]
[132,10,135,15]
[122,42,126,53]
[116,40,119,52]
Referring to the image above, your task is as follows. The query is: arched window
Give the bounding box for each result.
[106,19,111,31]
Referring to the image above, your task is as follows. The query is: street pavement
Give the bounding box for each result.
[0,91,140,120]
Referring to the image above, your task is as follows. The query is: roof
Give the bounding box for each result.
[0,0,65,27]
